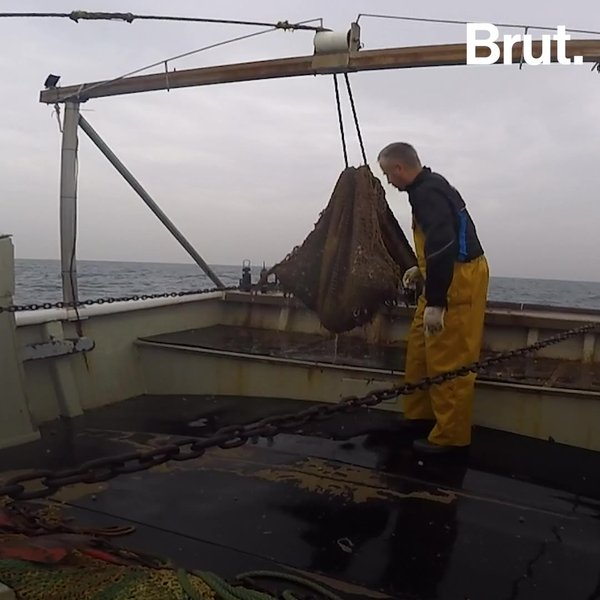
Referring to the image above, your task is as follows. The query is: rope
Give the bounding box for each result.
[0,11,326,31]
[332,75,348,168]
[177,569,206,600]
[237,571,343,600]
[195,570,274,599]
[49,16,323,104]
[59,28,274,104]
[333,73,367,167]
[343,73,368,165]
[355,13,600,36]
[183,568,344,599]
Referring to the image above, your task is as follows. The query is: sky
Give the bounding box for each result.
[0,0,599,281]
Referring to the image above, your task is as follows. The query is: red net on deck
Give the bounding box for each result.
[269,165,417,333]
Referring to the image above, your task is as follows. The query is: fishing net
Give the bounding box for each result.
[268,165,417,333]
[0,499,216,600]
[0,551,215,600]
[0,500,343,600]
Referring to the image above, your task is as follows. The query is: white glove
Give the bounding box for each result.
[402,266,422,289]
[423,306,445,336]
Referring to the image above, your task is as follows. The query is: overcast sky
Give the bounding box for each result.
[1,0,599,281]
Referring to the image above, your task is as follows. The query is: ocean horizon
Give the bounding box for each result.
[12,258,600,310]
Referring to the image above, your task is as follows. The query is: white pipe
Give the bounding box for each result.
[14,291,225,327]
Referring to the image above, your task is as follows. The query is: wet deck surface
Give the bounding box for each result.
[141,325,600,391]
[1,394,600,599]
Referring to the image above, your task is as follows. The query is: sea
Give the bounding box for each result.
[12,259,600,310]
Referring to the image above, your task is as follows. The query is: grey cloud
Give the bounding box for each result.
[1,0,599,278]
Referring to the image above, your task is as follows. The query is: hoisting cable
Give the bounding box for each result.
[333,73,367,167]
[343,73,368,165]
[43,16,323,104]
[0,11,327,32]
[332,74,349,168]
[354,13,600,36]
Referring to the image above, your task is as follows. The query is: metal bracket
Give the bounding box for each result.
[22,337,94,361]
[312,22,361,72]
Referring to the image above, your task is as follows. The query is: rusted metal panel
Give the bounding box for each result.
[22,337,94,361]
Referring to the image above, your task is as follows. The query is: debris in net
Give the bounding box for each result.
[269,165,417,333]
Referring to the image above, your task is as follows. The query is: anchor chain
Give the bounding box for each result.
[0,285,239,313]
[0,322,595,501]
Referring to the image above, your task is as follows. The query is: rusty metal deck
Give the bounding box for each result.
[1,394,600,599]
[140,324,600,392]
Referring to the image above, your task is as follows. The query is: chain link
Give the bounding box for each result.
[1,322,595,501]
[0,285,240,313]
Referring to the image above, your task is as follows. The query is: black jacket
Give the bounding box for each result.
[406,167,484,308]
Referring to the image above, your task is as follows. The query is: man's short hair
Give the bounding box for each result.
[377,142,421,168]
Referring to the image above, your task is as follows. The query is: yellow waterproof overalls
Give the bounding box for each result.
[403,221,489,446]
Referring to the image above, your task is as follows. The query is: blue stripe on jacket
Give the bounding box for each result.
[457,209,468,262]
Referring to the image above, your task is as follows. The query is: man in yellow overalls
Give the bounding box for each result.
[378,142,489,454]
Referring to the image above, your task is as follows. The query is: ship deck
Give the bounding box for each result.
[1,393,600,599]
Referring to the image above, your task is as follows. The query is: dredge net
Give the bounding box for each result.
[269,166,417,333]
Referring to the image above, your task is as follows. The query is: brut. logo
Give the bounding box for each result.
[466,23,584,65]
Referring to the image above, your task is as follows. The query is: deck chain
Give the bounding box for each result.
[0,322,595,501]
[0,285,239,313]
